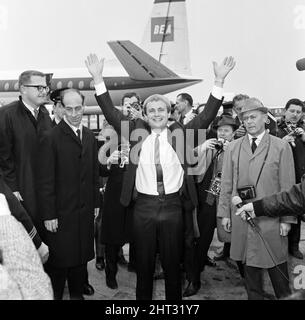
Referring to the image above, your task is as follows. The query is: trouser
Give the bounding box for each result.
[94,197,105,259]
[133,193,183,300]
[185,201,216,284]
[105,244,121,280]
[224,243,245,278]
[243,262,291,300]
[45,263,86,300]
[288,218,301,251]
[128,242,136,267]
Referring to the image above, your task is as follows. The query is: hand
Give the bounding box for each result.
[213,56,236,83]
[44,219,58,233]
[235,203,256,221]
[222,217,231,233]
[183,112,197,124]
[85,53,105,85]
[13,191,23,202]
[94,208,100,218]
[234,125,246,139]
[37,242,49,264]
[295,128,305,142]
[129,107,143,120]
[280,223,291,237]
[0,194,11,216]
[106,150,120,168]
[282,134,296,147]
[222,140,230,151]
[197,139,218,153]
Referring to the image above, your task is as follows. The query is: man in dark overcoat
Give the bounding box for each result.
[0,70,53,233]
[37,88,99,300]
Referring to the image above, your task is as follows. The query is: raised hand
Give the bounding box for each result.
[213,56,236,82]
[85,53,105,84]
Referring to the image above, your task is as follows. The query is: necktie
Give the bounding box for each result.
[33,108,39,120]
[154,134,165,195]
[251,137,257,154]
[76,129,82,143]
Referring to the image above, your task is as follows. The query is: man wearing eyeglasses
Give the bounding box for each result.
[0,70,53,236]
[37,88,99,300]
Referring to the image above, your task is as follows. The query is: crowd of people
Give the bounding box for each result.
[0,54,304,300]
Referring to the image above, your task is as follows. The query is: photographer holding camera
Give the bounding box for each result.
[121,92,144,121]
[183,115,238,297]
[277,98,305,260]
[218,97,296,300]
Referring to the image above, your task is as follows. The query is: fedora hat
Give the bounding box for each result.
[239,98,268,119]
[215,114,239,130]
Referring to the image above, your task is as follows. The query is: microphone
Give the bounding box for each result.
[232,196,256,228]
[296,58,305,71]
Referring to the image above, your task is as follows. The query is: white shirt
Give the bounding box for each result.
[22,99,39,118]
[247,130,266,147]
[136,129,184,195]
[64,117,83,140]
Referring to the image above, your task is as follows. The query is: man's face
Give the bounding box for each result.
[175,95,187,114]
[123,96,141,116]
[21,75,49,107]
[242,110,267,136]
[285,104,303,124]
[233,100,246,118]
[145,100,170,130]
[63,91,84,127]
[217,125,234,141]
[53,101,65,121]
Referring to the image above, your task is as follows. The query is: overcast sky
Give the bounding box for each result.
[0,0,305,106]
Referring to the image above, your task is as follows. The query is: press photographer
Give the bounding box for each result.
[277,98,305,259]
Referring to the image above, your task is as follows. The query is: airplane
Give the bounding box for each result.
[0,0,201,107]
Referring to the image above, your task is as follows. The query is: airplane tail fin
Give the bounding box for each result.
[140,0,191,75]
[107,40,179,80]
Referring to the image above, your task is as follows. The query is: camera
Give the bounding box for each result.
[237,185,256,201]
[214,138,225,151]
[286,123,303,137]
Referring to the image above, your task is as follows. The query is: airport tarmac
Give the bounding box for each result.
[63,223,305,300]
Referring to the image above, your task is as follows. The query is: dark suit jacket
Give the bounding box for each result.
[37,120,99,268]
[0,97,53,222]
[95,91,222,208]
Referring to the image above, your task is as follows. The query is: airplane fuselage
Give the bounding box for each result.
[0,76,201,106]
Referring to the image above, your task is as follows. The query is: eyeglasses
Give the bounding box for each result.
[23,85,50,93]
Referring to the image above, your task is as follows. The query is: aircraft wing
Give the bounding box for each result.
[107,40,179,80]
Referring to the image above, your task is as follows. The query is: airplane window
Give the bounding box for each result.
[79,81,84,89]
[68,81,73,88]
[57,81,62,89]
[14,82,19,90]
[4,83,9,91]
[90,80,94,89]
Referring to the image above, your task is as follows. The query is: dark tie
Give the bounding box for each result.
[76,129,82,143]
[251,137,257,154]
[154,134,165,195]
[33,108,39,120]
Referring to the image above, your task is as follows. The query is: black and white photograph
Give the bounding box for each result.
[0,0,305,305]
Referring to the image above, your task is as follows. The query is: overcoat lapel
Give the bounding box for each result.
[58,120,82,148]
